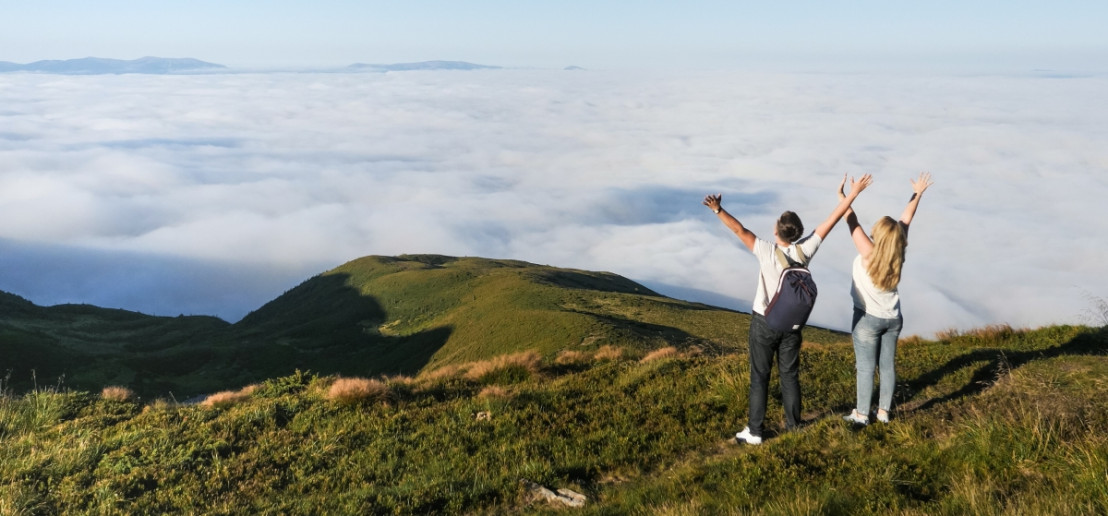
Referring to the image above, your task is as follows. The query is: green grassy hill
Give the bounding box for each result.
[0,291,230,396]
[0,255,847,399]
[1,255,1105,513]
[2,322,1104,514]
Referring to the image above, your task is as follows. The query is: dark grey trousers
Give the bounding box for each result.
[746,312,802,437]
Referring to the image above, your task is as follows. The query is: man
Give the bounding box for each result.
[704,174,872,444]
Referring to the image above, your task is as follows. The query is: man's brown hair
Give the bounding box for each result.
[776,211,804,242]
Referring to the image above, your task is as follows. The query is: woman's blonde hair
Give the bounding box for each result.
[867,216,908,291]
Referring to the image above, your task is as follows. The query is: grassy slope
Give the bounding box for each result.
[1,255,847,399]
[1,323,1104,514]
[0,292,230,396]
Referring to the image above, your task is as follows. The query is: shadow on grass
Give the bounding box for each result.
[225,271,454,383]
[0,272,455,399]
[900,328,1107,414]
[566,309,714,353]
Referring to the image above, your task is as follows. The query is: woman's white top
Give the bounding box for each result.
[851,254,901,319]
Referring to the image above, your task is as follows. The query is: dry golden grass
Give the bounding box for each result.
[463,351,542,381]
[555,350,591,366]
[937,324,1026,342]
[417,364,465,383]
[326,377,390,405]
[477,385,512,399]
[639,346,679,363]
[383,374,417,388]
[141,398,175,413]
[899,335,924,346]
[201,390,250,408]
[100,386,134,402]
[200,384,258,408]
[935,327,962,340]
[593,345,625,362]
[965,323,1023,340]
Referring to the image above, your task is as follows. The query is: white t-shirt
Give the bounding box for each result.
[851,254,901,319]
[751,233,822,316]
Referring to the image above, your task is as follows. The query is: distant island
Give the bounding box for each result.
[345,60,501,72]
[0,56,226,75]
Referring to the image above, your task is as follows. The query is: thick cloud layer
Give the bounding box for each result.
[1,70,1105,335]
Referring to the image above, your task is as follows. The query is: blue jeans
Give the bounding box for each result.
[852,308,903,413]
[746,313,802,437]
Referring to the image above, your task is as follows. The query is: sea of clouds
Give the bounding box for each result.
[0,69,1105,336]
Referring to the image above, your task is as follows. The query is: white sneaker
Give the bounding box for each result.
[875,410,890,423]
[843,409,869,425]
[735,427,763,445]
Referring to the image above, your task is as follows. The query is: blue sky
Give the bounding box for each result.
[3,1,1106,70]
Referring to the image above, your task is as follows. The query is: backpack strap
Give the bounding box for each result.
[774,245,808,269]
[794,244,808,265]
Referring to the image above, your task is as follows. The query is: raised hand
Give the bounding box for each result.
[910,171,934,195]
[901,172,932,228]
[849,174,874,197]
[703,194,723,212]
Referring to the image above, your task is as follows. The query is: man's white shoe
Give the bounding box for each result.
[735,427,763,445]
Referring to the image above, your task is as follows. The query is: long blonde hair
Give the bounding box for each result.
[866,216,908,291]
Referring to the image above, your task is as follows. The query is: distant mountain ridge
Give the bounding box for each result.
[0,56,226,74]
[0,58,502,75]
[346,60,500,72]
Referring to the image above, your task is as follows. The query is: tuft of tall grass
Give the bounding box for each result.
[326,377,391,405]
[141,398,176,413]
[898,334,925,346]
[201,384,257,408]
[417,364,465,384]
[100,386,135,402]
[965,324,1023,340]
[554,350,590,366]
[462,350,542,383]
[593,345,625,362]
[477,385,512,399]
[639,346,679,363]
[935,327,962,341]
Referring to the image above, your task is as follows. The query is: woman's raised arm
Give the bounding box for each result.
[899,172,934,234]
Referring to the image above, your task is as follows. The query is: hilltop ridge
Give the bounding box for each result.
[1,254,845,398]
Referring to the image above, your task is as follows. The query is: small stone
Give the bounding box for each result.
[521,479,587,508]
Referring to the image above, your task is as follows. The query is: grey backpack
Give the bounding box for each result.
[764,246,818,332]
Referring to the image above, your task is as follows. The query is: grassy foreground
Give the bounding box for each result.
[1,324,1105,514]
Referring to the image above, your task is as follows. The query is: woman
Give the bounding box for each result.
[842,172,933,424]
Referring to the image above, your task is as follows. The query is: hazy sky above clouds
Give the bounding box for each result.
[2,2,1107,335]
[0,69,1105,336]
[2,1,1107,72]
